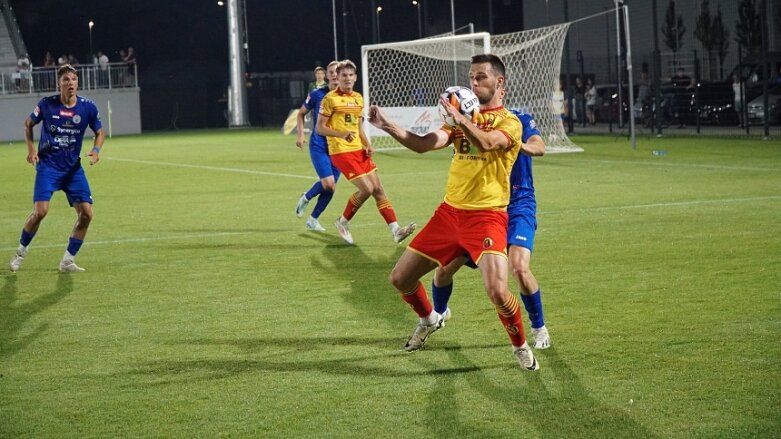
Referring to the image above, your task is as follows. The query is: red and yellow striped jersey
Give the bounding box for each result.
[319,89,364,155]
[440,106,522,210]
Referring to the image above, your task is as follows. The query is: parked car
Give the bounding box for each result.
[746,83,781,125]
[696,81,739,126]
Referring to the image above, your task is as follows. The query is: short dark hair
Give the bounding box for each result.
[471,54,506,78]
[57,64,78,79]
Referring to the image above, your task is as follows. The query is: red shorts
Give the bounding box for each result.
[330,150,377,181]
[408,202,508,267]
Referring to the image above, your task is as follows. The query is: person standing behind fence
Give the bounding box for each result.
[9,64,105,273]
[123,48,137,85]
[96,51,109,87]
[585,79,597,125]
[732,73,745,128]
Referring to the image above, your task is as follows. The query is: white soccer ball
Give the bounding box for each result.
[438,86,480,126]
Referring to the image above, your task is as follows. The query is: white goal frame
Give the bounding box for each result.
[361,26,582,153]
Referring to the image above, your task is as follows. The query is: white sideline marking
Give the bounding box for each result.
[0,232,252,252]
[572,158,779,173]
[541,195,781,215]
[105,157,445,179]
[105,157,314,180]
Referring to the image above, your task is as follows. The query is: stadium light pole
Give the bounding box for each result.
[376,6,382,43]
[450,0,455,34]
[412,1,422,38]
[88,21,94,62]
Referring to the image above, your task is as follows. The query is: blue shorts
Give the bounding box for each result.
[506,210,537,252]
[309,143,340,181]
[464,210,536,269]
[33,164,93,206]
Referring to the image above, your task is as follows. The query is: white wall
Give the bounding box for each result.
[0,88,141,142]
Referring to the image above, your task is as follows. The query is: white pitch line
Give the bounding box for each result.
[564,158,780,173]
[105,157,315,180]
[540,195,781,215]
[0,231,252,252]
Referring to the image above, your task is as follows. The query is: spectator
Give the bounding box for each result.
[585,79,597,125]
[16,53,32,92]
[96,50,109,87]
[123,47,137,85]
[573,76,585,124]
[67,54,79,66]
[671,67,692,128]
[41,51,56,90]
[732,73,745,128]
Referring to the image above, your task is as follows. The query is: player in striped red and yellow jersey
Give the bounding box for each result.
[368,54,540,371]
[316,59,415,245]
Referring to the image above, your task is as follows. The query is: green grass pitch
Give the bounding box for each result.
[1,129,780,437]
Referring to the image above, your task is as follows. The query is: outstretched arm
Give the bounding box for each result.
[367,105,449,153]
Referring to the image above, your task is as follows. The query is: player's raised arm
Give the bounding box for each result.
[439,96,510,153]
[367,105,449,154]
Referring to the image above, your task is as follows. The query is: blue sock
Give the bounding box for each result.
[66,237,84,256]
[311,190,334,219]
[520,290,545,329]
[20,229,36,247]
[432,282,453,314]
[304,181,323,201]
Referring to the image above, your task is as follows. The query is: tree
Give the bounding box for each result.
[711,4,730,79]
[694,0,714,78]
[662,0,686,52]
[734,0,761,54]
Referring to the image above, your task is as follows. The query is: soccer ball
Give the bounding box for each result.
[438,86,479,126]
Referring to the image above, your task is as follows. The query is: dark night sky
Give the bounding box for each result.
[10,0,525,74]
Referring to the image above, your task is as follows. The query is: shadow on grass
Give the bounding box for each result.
[421,345,654,438]
[119,337,508,385]
[0,273,73,361]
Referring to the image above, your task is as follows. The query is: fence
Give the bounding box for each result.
[0,62,138,95]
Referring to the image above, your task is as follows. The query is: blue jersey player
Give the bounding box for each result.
[430,110,551,349]
[294,61,341,232]
[9,64,105,273]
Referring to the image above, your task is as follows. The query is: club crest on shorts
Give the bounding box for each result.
[483,237,493,249]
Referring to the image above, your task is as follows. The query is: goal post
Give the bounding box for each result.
[361,24,582,153]
[361,32,492,149]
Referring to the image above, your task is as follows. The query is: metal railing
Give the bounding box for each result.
[0,62,138,95]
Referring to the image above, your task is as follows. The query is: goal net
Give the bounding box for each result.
[361,24,581,153]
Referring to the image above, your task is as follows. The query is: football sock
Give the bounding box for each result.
[20,229,35,247]
[432,281,453,315]
[520,289,545,329]
[66,237,84,256]
[311,189,334,219]
[342,192,364,221]
[495,293,526,346]
[376,199,398,224]
[399,281,433,318]
[304,180,323,201]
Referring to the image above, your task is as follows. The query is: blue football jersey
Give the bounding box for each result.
[508,110,542,214]
[30,95,102,171]
[303,86,329,152]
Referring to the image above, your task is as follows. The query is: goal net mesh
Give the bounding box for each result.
[363,24,581,153]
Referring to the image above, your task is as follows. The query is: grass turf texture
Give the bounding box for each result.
[1,130,779,438]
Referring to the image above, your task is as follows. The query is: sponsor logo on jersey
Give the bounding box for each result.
[73,115,81,124]
[33,106,40,117]
[60,110,74,118]
[483,237,494,249]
